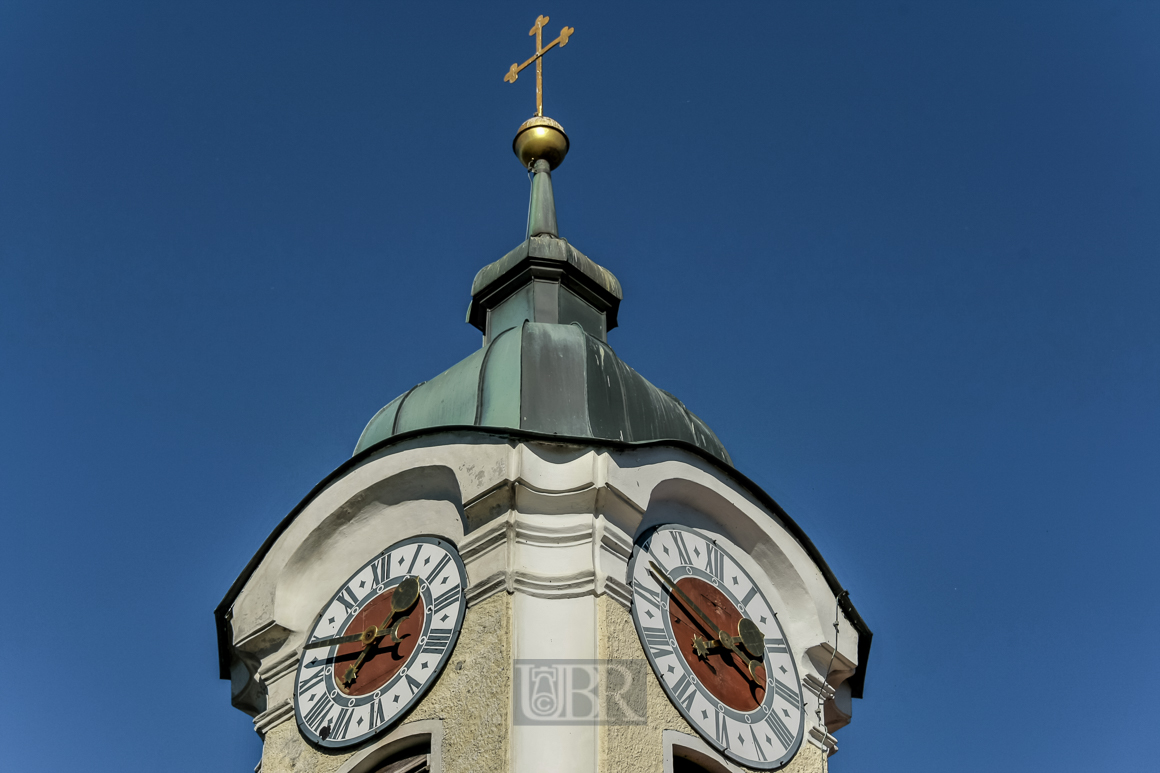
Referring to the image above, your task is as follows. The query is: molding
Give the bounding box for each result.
[806,642,857,688]
[253,698,294,737]
[334,719,444,773]
[803,673,837,704]
[464,571,507,606]
[236,619,291,655]
[662,730,744,773]
[257,648,299,687]
[807,726,838,754]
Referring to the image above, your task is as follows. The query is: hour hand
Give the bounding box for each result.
[692,634,721,658]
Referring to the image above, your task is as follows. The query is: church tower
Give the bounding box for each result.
[215,17,871,773]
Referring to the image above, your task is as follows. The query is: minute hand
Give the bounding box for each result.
[648,561,726,640]
[304,632,367,650]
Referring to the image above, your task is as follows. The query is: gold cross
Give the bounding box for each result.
[503,15,575,117]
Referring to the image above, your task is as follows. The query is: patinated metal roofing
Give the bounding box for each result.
[354,321,730,464]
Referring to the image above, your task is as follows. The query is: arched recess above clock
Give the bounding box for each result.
[274,465,466,633]
[635,477,825,648]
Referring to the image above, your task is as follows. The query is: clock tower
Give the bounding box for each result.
[215,17,871,773]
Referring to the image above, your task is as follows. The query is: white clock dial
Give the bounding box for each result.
[629,525,805,769]
[293,536,467,748]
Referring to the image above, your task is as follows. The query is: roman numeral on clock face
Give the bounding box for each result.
[432,586,461,614]
[335,586,359,615]
[671,672,697,712]
[370,553,391,586]
[749,725,768,762]
[303,695,332,730]
[642,626,673,659]
[331,707,354,741]
[421,628,453,655]
[766,710,794,749]
[425,553,450,583]
[672,531,693,565]
[765,637,788,655]
[406,546,422,575]
[404,672,423,695]
[773,678,800,707]
[298,666,327,696]
[713,709,729,749]
[633,582,664,610]
[369,698,386,729]
[704,542,724,582]
[740,585,759,609]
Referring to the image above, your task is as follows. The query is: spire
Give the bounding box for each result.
[526,159,558,238]
[463,17,620,344]
[464,114,621,345]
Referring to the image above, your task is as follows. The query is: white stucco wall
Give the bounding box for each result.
[223,432,860,772]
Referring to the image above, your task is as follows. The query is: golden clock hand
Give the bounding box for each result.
[305,628,378,650]
[341,644,373,687]
[737,617,765,658]
[696,629,764,684]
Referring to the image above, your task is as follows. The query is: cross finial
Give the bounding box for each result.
[503,15,575,117]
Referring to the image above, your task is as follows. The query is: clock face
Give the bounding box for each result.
[293,536,467,748]
[629,525,805,769]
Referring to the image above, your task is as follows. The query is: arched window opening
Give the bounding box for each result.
[371,739,431,773]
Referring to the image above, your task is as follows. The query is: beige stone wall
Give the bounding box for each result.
[259,592,512,773]
[597,595,826,773]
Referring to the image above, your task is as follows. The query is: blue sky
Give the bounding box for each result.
[1,2,1157,771]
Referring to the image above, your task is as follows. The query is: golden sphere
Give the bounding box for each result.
[513,116,569,170]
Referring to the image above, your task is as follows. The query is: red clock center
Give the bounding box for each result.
[333,586,425,696]
[668,577,766,712]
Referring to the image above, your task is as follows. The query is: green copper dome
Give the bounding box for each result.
[354,320,730,463]
[354,158,730,464]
